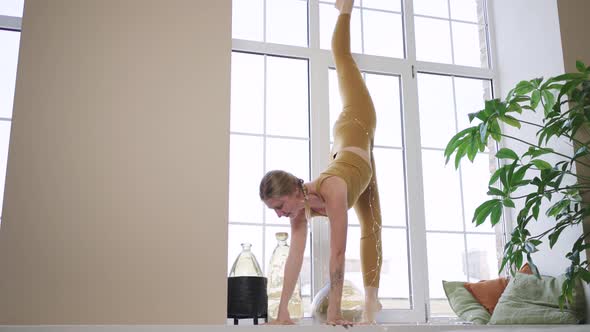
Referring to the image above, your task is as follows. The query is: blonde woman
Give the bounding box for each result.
[259,0,382,326]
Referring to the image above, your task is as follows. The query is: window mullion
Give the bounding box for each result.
[0,15,21,31]
[309,51,332,297]
[400,65,429,322]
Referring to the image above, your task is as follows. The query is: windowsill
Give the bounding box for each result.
[1,323,588,332]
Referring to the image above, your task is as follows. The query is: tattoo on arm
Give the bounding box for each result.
[330,269,344,289]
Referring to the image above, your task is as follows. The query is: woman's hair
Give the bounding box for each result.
[259,170,302,201]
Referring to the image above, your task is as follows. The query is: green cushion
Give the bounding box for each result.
[489,272,587,324]
[442,280,491,324]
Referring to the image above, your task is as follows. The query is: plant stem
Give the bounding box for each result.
[499,133,590,169]
[508,185,590,200]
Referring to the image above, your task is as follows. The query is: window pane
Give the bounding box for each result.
[266,56,309,138]
[346,227,410,308]
[0,0,23,17]
[0,121,10,217]
[422,150,463,232]
[415,17,452,64]
[366,73,402,148]
[232,0,264,41]
[454,76,491,131]
[227,224,264,275]
[363,0,401,12]
[381,228,410,306]
[265,137,309,224]
[328,69,342,140]
[466,233,501,281]
[266,0,308,47]
[374,147,407,227]
[231,52,264,134]
[461,155,494,233]
[331,71,404,147]
[450,0,483,23]
[229,134,264,223]
[320,3,362,53]
[452,21,488,68]
[0,30,20,119]
[417,73,455,149]
[413,0,449,18]
[427,233,467,315]
[362,10,404,58]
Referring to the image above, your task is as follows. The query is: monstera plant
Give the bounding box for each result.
[444,61,590,306]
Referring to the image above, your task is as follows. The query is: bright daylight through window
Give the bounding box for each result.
[0,0,23,226]
[228,0,500,323]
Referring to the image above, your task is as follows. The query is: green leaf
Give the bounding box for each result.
[490,204,503,226]
[514,80,536,95]
[532,203,540,220]
[500,115,522,128]
[530,239,542,246]
[573,145,589,160]
[503,198,515,208]
[454,143,468,169]
[444,127,473,163]
[496,148,519,160]
[526,147,554,158]
[541,90,556,115]
[479,122,488,144]
[514,251,523,268]
[579,268,590,283]
[576,60,586,72]
[473,199,501,226]
[552,72,587,81]
[531,159,552,170]
[525,242,538,253]
[547,199,571,217]
[489,167,502,186]
[487,187,505,196]
[530,90,541,109]
[512,164,531,185]
[549,226,566,248]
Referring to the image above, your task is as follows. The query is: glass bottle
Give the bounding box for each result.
[267,232,303,320]
[229,242,263,277]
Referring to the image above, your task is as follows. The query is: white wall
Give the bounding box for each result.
[489,0,584,276]
[0,0,231,324]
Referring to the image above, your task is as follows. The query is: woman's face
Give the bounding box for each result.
[264,192,301,219]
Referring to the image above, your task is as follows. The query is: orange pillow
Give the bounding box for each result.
[464,277,509,313]
[519,263,533,274]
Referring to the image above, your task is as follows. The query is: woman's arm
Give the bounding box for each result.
[320,176,349,324]
[272,213,308,324]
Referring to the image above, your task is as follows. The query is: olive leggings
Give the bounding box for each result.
[332,13,382,288]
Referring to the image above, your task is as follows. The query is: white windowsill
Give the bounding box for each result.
[0,324,587,332]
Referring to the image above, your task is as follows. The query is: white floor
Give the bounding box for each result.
[0,325,588,332]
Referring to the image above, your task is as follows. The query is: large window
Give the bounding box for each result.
[0,1,23,224]
[229,0,501,322]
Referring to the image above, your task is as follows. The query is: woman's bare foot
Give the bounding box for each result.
[361,286,382,324]
[335,0,354,14]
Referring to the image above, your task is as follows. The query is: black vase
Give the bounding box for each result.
[227,276,268,325]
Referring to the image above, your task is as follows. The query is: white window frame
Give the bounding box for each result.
[0,13,22,224]
[231,0,501,323]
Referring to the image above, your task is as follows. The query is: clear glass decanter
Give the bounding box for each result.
[229,242,263,277]
[267,232,303,320]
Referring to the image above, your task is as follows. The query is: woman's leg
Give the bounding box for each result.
[331,7,375,128]
[353,149,383,323]
[333,0,383,323]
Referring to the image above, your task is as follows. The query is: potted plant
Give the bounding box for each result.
[444,61,590,306]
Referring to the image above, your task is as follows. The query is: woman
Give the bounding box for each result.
[259,0,382,326]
